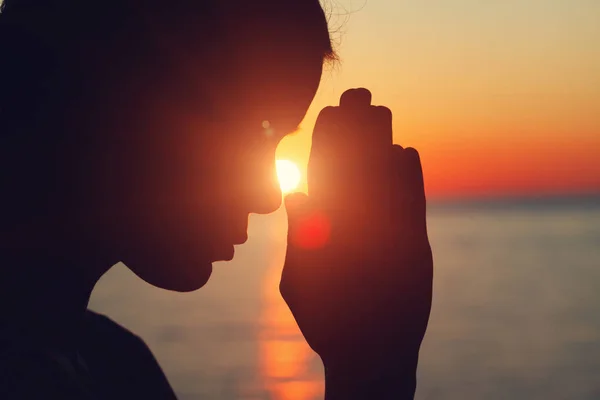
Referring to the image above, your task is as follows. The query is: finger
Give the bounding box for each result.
[372,106,394,148]
[400,149,433,309]
[404,148,425,201]
[392,144,408,194]
[338,89,380,162]
[281,192,309,298]
[338,88,373,154]
[365,106,394,203]
[308,106,341,204]
[332,92,393,204]
[392,144,410,228]
[310,106,340,158]
[389,146,431,288]
[402,147,428,241]
[349,105,394,179]
[339,87,372,108]
[309,93,394,223]
[308,104,364,213]
[284,192,310,224]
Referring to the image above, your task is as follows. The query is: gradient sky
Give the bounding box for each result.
[277,0,600,199]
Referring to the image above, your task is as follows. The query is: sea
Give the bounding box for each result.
[89,195,600,400]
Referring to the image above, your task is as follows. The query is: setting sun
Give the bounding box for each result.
[276,160,301,194]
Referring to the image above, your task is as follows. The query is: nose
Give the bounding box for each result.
[247,161,282,215]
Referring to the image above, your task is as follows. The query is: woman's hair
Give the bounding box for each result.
[0,0,336,132]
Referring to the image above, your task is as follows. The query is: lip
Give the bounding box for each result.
[218,214,249,245]
[231,231,248,245]
[211,243,235,262]
[210,215,249,257]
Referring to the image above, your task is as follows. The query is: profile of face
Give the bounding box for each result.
[84,19,327,292]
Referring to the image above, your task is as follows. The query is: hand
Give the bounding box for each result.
[280,88,433,399]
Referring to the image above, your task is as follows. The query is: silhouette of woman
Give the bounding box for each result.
[0,1,432,398]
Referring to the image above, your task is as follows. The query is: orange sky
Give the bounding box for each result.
[277,0,600,199]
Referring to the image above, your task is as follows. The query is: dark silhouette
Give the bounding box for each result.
[0,1,432,399]
[282,89,432,399]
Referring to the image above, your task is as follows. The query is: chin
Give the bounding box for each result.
[125,258,214,292]
[162,263,214,292]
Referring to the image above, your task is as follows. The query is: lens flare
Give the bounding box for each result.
[276,159,301,194]
[291,212,331,250]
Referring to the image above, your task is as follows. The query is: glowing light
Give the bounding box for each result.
[276,159,301,194]
[262,120,274,137]
[259,257,324,400]
[290,212,331,249]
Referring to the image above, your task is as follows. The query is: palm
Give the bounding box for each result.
[280,89,433,377]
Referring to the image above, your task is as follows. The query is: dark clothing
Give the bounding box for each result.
[1,310,177,399]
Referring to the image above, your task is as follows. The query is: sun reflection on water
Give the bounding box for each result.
[258,246,324,400]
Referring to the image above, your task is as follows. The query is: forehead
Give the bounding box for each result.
[248,62,321,132]
[220,46,325,138]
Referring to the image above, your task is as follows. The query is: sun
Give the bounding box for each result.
[276,159,301,194]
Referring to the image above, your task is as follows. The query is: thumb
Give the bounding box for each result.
[285,192,331,251]
[284,192,310,224]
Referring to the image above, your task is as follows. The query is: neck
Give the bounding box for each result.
[0,251,104,353]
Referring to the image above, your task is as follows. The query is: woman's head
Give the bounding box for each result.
[0,0,335,291]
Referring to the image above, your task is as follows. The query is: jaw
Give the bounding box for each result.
[121,244,215,292]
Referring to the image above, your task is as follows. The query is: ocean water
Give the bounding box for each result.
[89,197,600,400]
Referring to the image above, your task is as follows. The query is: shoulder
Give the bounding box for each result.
[81,310,177,400]
[83,310,149,352]
[0,344,94,399]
